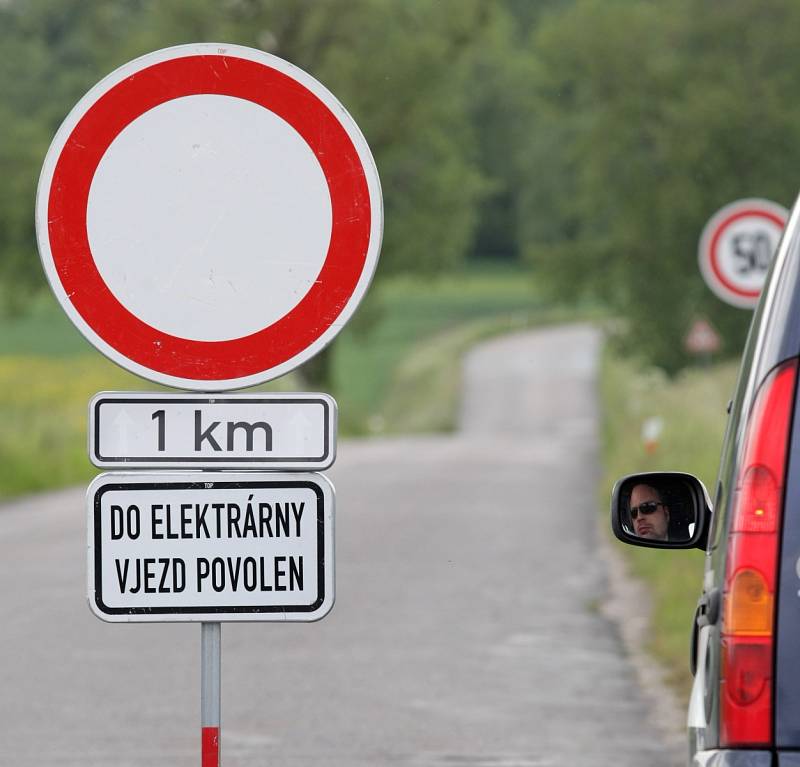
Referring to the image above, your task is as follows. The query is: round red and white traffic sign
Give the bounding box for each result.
[698,198,788,309]
[36,43,382,391]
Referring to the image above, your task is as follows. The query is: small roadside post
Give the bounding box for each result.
[698,198,788,309]
[35,43,382,765]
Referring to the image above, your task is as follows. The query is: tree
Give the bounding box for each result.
[521,0,800,372]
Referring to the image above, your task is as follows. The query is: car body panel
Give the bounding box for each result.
[775,385,800,747]
[691,751,772,767]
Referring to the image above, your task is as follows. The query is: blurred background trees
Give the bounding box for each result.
[2,0,800,375]
[523,0,800,372]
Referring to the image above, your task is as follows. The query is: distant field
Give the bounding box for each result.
[599,346,739,695]
[0,267,584,499]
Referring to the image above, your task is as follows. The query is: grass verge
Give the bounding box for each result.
[0,355,146,496]
[379,306,605,434]
[331,267,563,433]
[599,344,738,696]
[0,349,309,500]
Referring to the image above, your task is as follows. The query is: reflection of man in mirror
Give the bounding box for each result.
[629,483,670,541]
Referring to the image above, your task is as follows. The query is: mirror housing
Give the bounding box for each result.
[610,471,712,550]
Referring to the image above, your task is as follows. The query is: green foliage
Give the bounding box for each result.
[5,0,800,377]
[522,0,800,373]
[0,0,503,312]
[466,11,536,263]
[0,355,145,497]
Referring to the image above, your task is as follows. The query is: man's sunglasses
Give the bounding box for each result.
[629,501,665,520]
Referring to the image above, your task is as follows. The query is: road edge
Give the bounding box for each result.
[597,514,688,764]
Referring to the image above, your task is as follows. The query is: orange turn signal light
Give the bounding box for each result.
[724,568,773,636]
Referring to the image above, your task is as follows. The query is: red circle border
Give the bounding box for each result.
[47,54,372,381]
[708,208,786,298]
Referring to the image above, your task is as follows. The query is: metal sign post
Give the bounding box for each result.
[201,622,221,767]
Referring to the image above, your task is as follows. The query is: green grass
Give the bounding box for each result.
[599,345,739,695]
[0,266,585,498]
[0,355,145,495]
[332,268,559,432]
[0,292,98,356]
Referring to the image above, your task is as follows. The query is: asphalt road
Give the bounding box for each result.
[0,324,680,766]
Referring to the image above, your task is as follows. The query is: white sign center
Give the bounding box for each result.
[87,94,332,341]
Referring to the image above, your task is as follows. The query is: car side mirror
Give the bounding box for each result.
[610,472,712,550]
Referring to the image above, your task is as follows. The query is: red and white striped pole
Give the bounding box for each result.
[201,622,221,767]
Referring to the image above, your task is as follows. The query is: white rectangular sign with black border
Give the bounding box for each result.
[89,392,336,469]
[87,472,334,623]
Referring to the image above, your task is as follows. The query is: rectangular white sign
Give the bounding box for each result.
[89,392,336,469]
[87,472,334,622]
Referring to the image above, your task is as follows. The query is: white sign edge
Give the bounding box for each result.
[85,470,335,623]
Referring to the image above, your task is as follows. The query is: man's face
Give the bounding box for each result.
[630,484,669,541]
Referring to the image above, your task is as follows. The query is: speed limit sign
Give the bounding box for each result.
[698,198,788,309]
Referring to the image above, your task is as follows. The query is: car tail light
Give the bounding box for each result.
[720,358,798,746]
